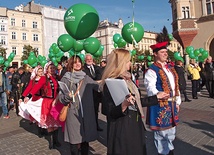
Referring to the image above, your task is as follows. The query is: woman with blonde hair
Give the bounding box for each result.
[101,48,169,155]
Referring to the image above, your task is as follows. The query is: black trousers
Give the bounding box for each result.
[70,142,89,155]
[191,80,200,98]
[205,80,214,97]
[93,91,102,128]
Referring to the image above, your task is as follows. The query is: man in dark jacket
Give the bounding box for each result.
[11,67,25,116]
[204,56,214,98]
[174,60,191,102]
[83,54,103,131]
[0,66,10,119]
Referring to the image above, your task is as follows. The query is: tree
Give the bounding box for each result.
[21,45,38,61]
[0,45,7,59]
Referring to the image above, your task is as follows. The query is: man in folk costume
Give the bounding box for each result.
[144,27,181,155]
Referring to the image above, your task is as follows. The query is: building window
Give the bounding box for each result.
[0,25,5,31]
[206,0,214,15]
[33,21,37,28]
[12,47,17,54]
[22,33,27,40]
[182,6,190,19]
[22,20,26,27]
[12,32,16,39]
[33,34,38,41]
[0,36,6,45]
[11,18,15,26]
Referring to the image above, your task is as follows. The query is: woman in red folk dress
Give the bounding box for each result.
[19,65,46,137]
[24,62,61,149]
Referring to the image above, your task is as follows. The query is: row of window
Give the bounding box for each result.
[0,33,38,45]
[11,32,39,41]
[10,47,39,55]
[10,18,38,28]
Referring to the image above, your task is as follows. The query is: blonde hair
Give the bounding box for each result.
[101,48,131,88]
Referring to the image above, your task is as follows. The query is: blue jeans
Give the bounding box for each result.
[154,127,176,155]
[0,92,8,116]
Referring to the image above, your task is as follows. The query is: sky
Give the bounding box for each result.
[0,0,173,33]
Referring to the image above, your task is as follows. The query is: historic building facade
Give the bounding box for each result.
[0,6,43,67]
[169,0,214,58]
[24,0,67,57]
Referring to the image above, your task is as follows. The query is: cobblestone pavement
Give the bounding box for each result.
[0,78,213,155]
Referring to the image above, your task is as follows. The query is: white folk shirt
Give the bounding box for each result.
[144,67,181,105]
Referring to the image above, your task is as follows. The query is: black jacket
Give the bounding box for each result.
[174,65,187,91]
[83,64,102,80]
[204,62,214,81]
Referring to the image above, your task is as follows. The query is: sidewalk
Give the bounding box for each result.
[0,78,213,155]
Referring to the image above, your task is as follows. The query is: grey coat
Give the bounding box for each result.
[59,72,99,144]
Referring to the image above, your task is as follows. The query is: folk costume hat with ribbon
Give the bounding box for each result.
[150,26,170,53]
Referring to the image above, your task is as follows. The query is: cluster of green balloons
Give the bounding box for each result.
[0,52,15,69]
[186,46,208,62]
[23,52,47,67]
[174,52,184,62]
[49,43,65,66]
[113,33,127,48]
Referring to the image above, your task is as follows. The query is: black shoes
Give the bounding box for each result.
[184,99,191,102]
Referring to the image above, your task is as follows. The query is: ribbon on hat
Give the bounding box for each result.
[30,65,43,80]
[44,61,53,74]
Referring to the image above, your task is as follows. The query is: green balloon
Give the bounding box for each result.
[38,55,43,61]
[122,22,144,44]
[73,40,84,52]
[83,37,101,54]
[185,46,194,54]
[194,49,200,57]
[64,3,99,40]
[28,56,37,65]
[189,52,196,59]
[147,55,152,61]
[7,56,13,62]
[9,52,15,58]
[23,60,28,64]
[113,33,121,43]
[29,52,35,56]
[117,37,126,48]
[147,61,152,66]
[174,52,181,60]
[40,60,47,67]
[4,61,10,67]
[137,55,144,61]
[57,34,74,52]
[114,42,118,48]
[168,34,173,41]
[78,53,85,62]
[93,49,103,57]
[0,56,4,64]
[199,48,204,53]
[201,50,208,59]
[131,49,137,56]
[68,49,75,57]
[31,62,38,68]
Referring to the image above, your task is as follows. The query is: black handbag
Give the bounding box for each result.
[187,74,193,80]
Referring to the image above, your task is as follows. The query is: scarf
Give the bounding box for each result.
[121,71,144,117]
[0,72,2,87]
[71,71,86,84]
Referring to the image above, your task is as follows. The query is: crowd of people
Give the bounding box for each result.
[1,45,213,155]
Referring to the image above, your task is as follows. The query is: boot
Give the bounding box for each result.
[38,127,43,138]
[168,150,174,155]
[47,132,54,149]
[53,129,61,148]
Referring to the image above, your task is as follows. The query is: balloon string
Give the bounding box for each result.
[132,0,135,24]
